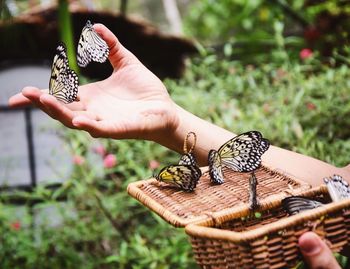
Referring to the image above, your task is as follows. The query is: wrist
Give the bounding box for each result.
[164,104,235,165]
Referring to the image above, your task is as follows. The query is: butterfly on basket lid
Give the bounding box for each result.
[154,164,202,192]
[208,131,270,185]
[49,43,79,104]
[77,20,109,67]
[155,131,202,192]
[282,175,350,215]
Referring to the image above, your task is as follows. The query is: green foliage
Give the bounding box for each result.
[0,136,195,268]
[167,51,350,167]
[58,0,79,73]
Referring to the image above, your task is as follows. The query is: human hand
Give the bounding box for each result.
[8,24,179,142]
[299,232,342,269]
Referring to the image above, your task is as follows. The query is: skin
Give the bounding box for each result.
[8,24,350,267]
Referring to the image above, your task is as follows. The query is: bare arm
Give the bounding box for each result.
[9,24,350,187]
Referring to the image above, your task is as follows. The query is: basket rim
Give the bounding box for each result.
[127,163,311,227]
[185,185,350,243]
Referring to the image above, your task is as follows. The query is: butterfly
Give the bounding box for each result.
[155,164,202,192]
[49,43,78,103]
[208,131,270,184]
[282,196,324,215]
[282,175,350,215]
[77,20,109,67]
[179,153,197,166]
[324,174,350,202]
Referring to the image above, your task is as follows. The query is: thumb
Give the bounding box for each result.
[299,232,341,269]
[93,23,141,70]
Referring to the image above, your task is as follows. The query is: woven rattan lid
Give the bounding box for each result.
[127,164,311,227]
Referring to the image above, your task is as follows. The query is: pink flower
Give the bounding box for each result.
[93,145,106,157]
[73,155,85,165]
[300,48,313,60]
[306,102,316,111]
[103,154,117,168]
[10,221,21,231]
[149,160,160,170]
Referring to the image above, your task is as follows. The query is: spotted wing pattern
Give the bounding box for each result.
[218,131,270,172]
[77,20,109,67]
[179,153,197,166]
[49,43,78,103]
[282,196,324,215]
[155,164,202,192]
[324,175,350,202]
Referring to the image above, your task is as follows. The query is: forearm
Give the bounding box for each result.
[155,103,350,186]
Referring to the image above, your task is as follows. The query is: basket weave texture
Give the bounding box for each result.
[127,164,310,227]
[186,186,350,269]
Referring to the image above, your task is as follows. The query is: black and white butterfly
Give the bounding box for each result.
[282,175,350,215]
[208,131,270,184]
[324,174,350,202]
[77,20,109,67]
[179,153,197,166]
[282,196,324,215]
[49,43,78,103]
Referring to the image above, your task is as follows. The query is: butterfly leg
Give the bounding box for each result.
[248,171,260,210]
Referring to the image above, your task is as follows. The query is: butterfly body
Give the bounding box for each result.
[155,164,202,192]
[77,20,109,67]
[49,43,78,103]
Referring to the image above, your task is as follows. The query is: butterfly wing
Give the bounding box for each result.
[208,149,224,184]
[218,131,270,172]
[178,153,197,166]
[49,43,78,104]
[77,20,109,67]
[282,196,324,215]
[324,175,350,202]
[156,165,201,192]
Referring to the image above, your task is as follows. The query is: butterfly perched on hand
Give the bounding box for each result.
[49,43,78,103]
[155,164,202,192]
[77,20,109,67]
[208,131,270,184]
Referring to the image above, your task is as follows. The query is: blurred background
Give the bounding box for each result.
[0,0,350,268]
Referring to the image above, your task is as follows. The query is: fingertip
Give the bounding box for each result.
[22,86,41,97]
[299,232,322,255]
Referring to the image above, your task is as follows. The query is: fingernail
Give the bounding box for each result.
[299,233,322,255]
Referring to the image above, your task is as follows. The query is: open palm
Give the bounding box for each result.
[9,24,179,141]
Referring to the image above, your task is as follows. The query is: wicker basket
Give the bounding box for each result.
[186,185,350,269]
[128,164,350,268]
[127,164,311,227]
